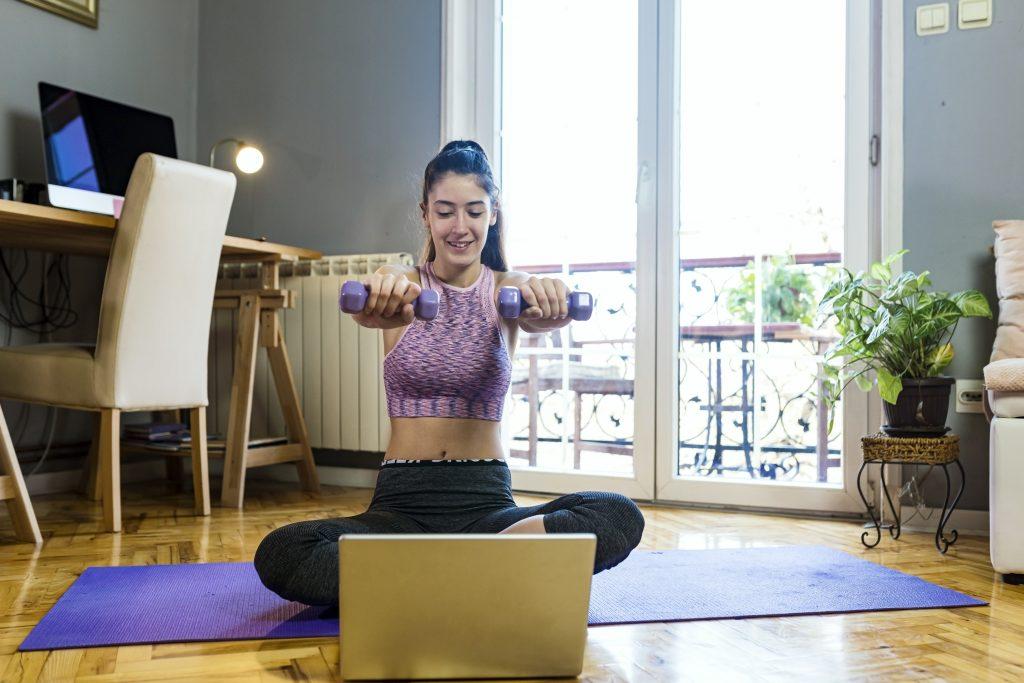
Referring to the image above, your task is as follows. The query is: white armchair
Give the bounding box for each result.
[985,219,1024,584]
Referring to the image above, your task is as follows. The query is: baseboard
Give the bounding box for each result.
[900,507,990,536]
[25,457,170,496]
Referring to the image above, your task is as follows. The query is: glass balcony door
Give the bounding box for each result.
[654,0,875,513]
[486,0,877,511]
[497,0,657,499]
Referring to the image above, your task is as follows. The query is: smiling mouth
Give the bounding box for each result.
[446,240,474,250]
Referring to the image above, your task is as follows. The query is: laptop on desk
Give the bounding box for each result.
[38,81,177,216]
[339,534,596,681]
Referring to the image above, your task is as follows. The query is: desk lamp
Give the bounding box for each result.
[208,138,264,174]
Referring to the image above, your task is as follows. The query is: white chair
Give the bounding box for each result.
[985,219,1024,584]
[0,153,236,536]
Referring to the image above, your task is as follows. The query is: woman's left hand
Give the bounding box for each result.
[519,276,569,320]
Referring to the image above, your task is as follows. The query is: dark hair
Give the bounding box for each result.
[419,140,508,272]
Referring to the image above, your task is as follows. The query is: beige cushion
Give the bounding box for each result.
[0,154,236,410]
[985,358,1024,391]
[992,220,1024,361]
[0,344,97,409]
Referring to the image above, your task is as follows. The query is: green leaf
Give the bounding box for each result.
[884,249,909,267]
[870,262,892,282]
[919,298,962,336]
[866,309,890,345]
[953,290,993,318]
[877,367,903,404]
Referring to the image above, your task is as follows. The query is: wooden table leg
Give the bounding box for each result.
[267,327,319,492]
[0,404,42,545]
[221,295,260,508]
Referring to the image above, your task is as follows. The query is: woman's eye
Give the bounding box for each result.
[469,213,483,218]
[437,212,453,218]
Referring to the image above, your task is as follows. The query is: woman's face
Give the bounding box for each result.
[423,173,497,265]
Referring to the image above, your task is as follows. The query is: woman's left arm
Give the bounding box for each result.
[501,271,573,334]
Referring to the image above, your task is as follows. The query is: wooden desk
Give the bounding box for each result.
[0,199,318,260]
[0,199,322,508]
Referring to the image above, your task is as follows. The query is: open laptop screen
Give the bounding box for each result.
[38,82,176,213]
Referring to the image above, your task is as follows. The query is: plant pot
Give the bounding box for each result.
[881,376,955,438]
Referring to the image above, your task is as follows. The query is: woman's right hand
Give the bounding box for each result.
[350,270,423,329]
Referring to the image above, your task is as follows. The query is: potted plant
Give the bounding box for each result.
[819,250,992,437]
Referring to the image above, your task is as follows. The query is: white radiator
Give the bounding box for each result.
[209,252,414,452]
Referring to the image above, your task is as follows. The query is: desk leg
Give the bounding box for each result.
[267,327,319,492]
[0,404,42,544]
[221,295,260,508]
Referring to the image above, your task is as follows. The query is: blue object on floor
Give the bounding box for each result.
[19,545,985,650]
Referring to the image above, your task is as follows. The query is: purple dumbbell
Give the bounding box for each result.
[497,286,593,321]
[339,280,440,321]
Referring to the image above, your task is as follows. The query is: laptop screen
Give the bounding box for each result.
[38,82,177,198]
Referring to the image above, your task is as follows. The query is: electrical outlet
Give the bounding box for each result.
[955,379,985,414]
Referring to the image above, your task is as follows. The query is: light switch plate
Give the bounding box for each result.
[959,0,992,29]
[917,3,950,36]
[955,379,985,414]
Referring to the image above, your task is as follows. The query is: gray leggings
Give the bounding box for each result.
[254,459,646,606]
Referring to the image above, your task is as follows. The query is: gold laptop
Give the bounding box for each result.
[338,533,597,681]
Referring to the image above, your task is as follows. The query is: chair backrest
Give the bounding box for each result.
[94,153,236,409]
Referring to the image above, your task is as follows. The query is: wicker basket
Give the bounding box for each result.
[861,433,959,464]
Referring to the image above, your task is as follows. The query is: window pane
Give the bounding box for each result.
[502,0,638,475]
[677,0,846,487]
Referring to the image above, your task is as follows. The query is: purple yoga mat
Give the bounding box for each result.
[19,545,984,651]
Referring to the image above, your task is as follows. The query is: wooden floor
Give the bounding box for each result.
[1,477,1021,682]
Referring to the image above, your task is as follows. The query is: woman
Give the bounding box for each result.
[255,140,645,606]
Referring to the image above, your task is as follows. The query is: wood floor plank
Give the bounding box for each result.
[0,478,1020,682]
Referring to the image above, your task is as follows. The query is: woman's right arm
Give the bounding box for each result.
[350,265,422,330]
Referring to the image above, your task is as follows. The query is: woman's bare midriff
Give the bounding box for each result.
[385,417,505,460]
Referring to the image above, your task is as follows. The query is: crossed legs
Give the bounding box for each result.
[254,490,645,606]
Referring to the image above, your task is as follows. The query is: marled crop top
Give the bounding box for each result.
[382,261,513,421]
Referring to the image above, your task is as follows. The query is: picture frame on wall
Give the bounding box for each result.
[18,0,98,29]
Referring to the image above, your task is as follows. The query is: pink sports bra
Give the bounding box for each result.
[382,261,512,421]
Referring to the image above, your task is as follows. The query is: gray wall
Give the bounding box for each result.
[196,0,441,255]
[903,0,1024,510]
[0,0,200,179]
